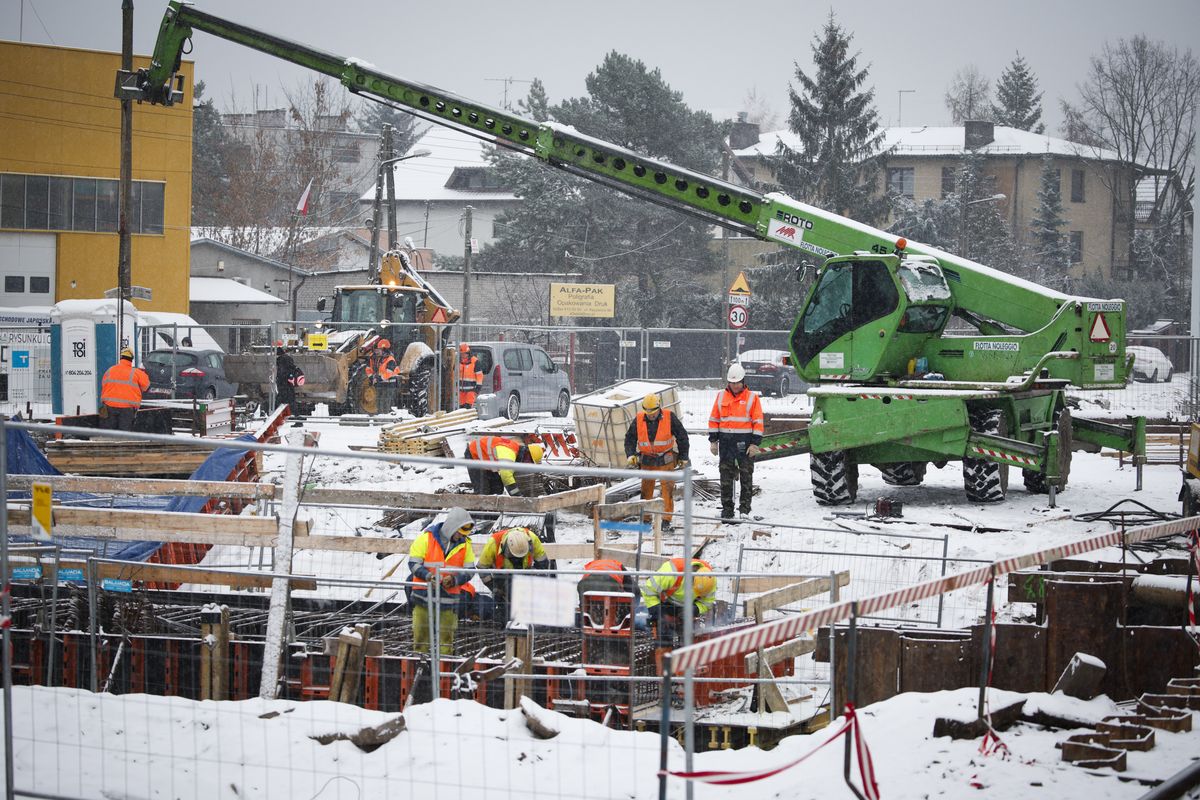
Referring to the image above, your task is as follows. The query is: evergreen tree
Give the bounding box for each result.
[992,53,1045,133]
[191,82,228,227]
[482,54,726,328]
[354,96,424,154]
[774,13,891,225]
[517,78,551,122]
[955,150,1015,267]
[1028,154,1072,286]
[889,196,961,252]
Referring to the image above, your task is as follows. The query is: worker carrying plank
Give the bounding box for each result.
[463,436,545,496]
[476,525,549,621]
[643,558,716,646]
[624,393,689,531]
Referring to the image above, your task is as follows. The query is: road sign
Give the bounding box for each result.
[1089,313,1111,342]
[430,307,449,324]
[32,482,52,540]
[306,333,328,351]
[729,271,751,296]
[104,286,152,301]
[728,305,748,329]
[728,294,751,306]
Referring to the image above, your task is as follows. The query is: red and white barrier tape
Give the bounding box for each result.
[0,583,10,630]
[978,579,1010,759]
[672,515,1200,674]
[661,703,879,797]
[1188,530,1200,645]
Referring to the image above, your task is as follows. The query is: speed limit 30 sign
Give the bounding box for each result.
[728,304,748,329]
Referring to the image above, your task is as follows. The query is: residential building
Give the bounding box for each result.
[730,121,1143,283]
[0,41,194,311]
[189,237,306,349]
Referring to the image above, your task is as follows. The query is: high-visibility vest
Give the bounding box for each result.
[636,410,675,456]
[410,530,473,598]
[458,357,481,392]
[583,558,627,586]
[488,528,545,569]
[468,436,523,463]
[101,361,149,408]
[708,387,764,436]
[366,351,398,380]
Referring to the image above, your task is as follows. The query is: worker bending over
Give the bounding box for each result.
[464,436,544,496]
[624,393,689,531]
[476,525,549,621]
[407,507,476,657]
[642,557,716,646]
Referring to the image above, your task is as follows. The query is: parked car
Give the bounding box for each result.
[1128,345,1174,383]
[466,342,572,420]
[737,349,805,396]
[143,349,238,400]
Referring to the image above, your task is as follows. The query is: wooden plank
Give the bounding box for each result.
[298,483,603,513]
[745,637,817,674]
[6,474,274,500]
[595,498,664,520]
[743,571,850,618]
[6,505,283,536]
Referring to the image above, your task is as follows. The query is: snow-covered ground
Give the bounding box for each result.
[13,394,1194,799]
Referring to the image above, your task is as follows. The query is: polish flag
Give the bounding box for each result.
[296,178,314,215]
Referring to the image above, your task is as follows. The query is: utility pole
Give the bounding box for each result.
[462,206,473,328]
[383,124,396,251]
[721,146,732,366]
[423,200,432,248]
[367,129,386,279]
[117,0,133,351]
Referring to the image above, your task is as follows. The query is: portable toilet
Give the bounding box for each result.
[51,299,139,415]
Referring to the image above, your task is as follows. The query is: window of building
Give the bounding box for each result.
[333,144,360,163]
[887,167,915,199]
[29,276,50,294]
[941,166,956,198]
[1071,169,1085,203]
[4,276,25,293]
[0,173,165,234]
[1069,231,1083,264]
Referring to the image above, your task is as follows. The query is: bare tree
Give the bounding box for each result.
[1062,36,1198,298]
[944,66,993,123]
[740,86,781,131]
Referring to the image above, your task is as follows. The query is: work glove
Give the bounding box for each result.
[709,442,719,457]
[440,573,456,589]
[505,484,522,497]
[626,455,640,468]
[747,445,763,457]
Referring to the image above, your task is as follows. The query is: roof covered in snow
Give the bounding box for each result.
[360,127,516,203]
[189,277,286,305]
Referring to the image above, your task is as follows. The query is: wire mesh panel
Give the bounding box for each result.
[0,324,53,417]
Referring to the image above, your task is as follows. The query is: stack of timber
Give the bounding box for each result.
[378,408,477,455]
[43,437,220,478]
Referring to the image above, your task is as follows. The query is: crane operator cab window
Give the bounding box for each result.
[792,260,899,366]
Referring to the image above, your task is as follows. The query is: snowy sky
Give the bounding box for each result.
[4,0,1198,133]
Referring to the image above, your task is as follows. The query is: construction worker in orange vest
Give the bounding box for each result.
[464,436,544,496]
[476,526,549,621]
[407,507,477,657]
[642,557,717,646]
[577,558,640,611]
[457,343,482,408]
[624,393,690,531]
[100,348,150,431]
[709,363,764,523]
[365,338,400,382]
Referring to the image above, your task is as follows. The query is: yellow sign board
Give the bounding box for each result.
[549,282,616,319]
[306,333,329,351]
[32,482,52,540]
[729,271,751,295]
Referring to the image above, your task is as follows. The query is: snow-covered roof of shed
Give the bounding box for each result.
[189,277,286,305]
[361,127,516,203]
[735,125,1123,163]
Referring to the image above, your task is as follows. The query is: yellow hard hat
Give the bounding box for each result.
[694,572,717,598]
[526,443,544,463]
[120,348,134,360]
[642,394,661,412]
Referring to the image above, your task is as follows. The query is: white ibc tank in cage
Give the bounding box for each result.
[51,299,138,416]
[571,379,681,468]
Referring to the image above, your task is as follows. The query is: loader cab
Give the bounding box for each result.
[329,285,425,350]
[790,254,952,383]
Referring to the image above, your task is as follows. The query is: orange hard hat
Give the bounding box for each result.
[378,339,391,349]
[460,343,470,353]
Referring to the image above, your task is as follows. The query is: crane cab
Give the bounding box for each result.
[790,254,952,383]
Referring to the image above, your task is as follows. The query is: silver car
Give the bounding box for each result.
[467,342,572,420]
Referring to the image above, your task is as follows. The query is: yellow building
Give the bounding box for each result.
[0,41,193,312]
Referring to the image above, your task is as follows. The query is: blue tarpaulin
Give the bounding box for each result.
[6,423,254,563]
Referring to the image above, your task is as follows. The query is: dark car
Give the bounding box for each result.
[738,349,805,397]
[143,349,238,400]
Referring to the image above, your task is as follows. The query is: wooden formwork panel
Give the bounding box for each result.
[833,627,900,708]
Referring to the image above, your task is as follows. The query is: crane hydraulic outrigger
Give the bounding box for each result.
[134,1,1145,504]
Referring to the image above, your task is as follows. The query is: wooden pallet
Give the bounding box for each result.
[44,439,225,478]
[378,408,478,455]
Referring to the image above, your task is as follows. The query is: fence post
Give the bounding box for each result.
[977,568,996,721]
[843,602,859,787]
[258,431,305,699]
[46,545,61,687]
[431,575,442,700]
[0,421,13,800]
[681,463,695,800]
[658,652,673,800]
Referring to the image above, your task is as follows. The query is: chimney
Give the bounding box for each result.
[729,113,761,151]
[964,120,995,150]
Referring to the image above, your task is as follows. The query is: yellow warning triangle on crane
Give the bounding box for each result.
[1089,313,1111,342]
[729,271,751,295]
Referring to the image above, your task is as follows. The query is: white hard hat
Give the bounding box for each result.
[727,363,746,383]
[504,529,531,559]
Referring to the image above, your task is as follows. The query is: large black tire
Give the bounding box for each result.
[1023,407,1072,494]
[964,408,1009,503]
[347,367,380,415]
[878,461,927,486]
[811,450,859,506]
[403,357,435,418]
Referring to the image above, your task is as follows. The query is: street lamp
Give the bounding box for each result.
[959,193,1006,258]
[369,148,432,272]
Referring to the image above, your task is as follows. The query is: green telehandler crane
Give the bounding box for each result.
[132,1,1145,504]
